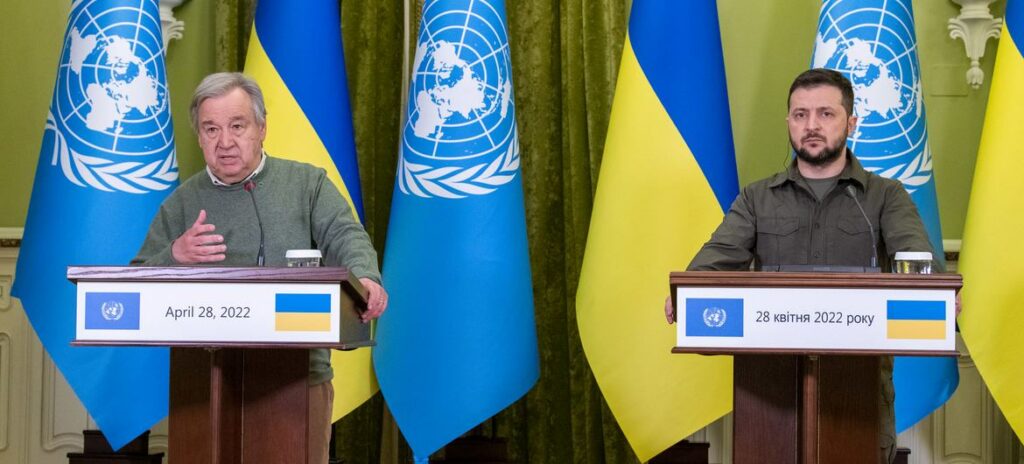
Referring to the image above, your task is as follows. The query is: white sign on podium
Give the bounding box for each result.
[68,266,370,348]
[77,281,344,344]
[673,273,958,354]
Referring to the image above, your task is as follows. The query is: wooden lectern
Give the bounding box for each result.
[670,271,961,464]
[68,266,373,464]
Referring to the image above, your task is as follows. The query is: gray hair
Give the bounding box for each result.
[189,72,267,133]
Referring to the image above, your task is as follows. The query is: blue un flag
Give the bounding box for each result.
[13,0,177,450]
[84,293,141,330]
[685,299,744,338]
[372,0,538,458]
[812,0,958,431]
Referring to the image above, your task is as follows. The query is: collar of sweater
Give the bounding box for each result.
[206,151,268,187]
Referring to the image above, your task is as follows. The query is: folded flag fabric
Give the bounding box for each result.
[576,1,739,459]
[811,0,958,431]
[13,0,178,449]
[959,0,1024,440]
[243,0,374,421]
[373,0,539,458]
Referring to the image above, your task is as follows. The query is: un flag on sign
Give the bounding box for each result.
[685,298,744,337]
[85,292,141,330]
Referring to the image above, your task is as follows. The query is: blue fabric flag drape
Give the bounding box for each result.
[12,0,178,449]
[372,0,538,458]
[811,0,958,431]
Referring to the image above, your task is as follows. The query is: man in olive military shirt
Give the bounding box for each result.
[666,68,936,464]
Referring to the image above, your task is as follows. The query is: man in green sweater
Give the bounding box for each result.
[132,72,386,464]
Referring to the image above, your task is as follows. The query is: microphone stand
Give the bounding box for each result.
[244,181,266,267]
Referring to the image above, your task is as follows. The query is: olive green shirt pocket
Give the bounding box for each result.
[835,214,876,267]
[756,216,802,265]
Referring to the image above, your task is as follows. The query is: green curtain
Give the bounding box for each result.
[197,0,639,462]
[499,1,635,462]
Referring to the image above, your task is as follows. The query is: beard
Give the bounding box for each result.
[791,131,847,167]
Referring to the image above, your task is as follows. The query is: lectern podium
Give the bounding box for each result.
[670,271,961,464]
[68,266,373,464]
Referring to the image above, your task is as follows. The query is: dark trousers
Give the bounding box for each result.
[880,356,896,464]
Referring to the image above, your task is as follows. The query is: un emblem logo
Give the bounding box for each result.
[101,301,125,321]
[399,0,519,199]
[812,0,932,193]
[702,307,727,328]
[47,0,177,194]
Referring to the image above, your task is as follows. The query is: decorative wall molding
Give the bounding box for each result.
[159,0,187,51]
[0,274,10,311]
[944,239,962,264]
[0,334,10,451]
[0,228,21,311]
[935,342,988,463]
[39,350,84,452]
[0,228,23,240]
[948,0,1003,89]
[149,418,168,455]
[0,228,22,249]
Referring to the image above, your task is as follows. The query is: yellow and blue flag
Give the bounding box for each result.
[811,0,958,432]
[275,293,332,332]
[576,1,739,460]
[372,0,538,458]
[959,0,1024,439]
[886,300,946,340]
[242,0,374,422]
[12,0,178,449]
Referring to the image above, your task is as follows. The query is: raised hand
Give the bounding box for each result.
[171,209,226,264]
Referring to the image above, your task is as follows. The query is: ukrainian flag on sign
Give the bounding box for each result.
[243,0,372,421]
[886,300,945,340]
[275,293,332,332]
[576,1,739,460]
[960,0,1024,440]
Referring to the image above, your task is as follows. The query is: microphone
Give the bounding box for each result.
[244,180,266,267]
[845,185,878,269]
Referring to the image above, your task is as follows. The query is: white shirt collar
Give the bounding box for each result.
[206,152,267,186]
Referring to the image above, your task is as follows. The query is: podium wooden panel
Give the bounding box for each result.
[169,348,310,464]
[671,271,961,464]
[733,354,879,464]
[68,266,372,464]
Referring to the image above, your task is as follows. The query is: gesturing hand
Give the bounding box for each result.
[171,210,226,264]
[359,278,388,323]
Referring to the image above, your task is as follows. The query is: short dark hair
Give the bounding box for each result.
[788,68,854,117]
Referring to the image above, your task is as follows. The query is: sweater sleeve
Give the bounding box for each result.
[131,199,184,266]
[308,170,382,282]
